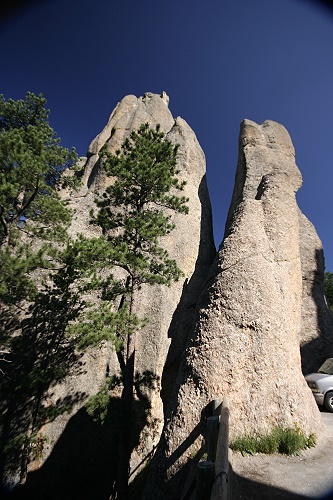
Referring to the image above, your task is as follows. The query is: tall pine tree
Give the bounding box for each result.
[70,123,188,498]
[0,93,82,487]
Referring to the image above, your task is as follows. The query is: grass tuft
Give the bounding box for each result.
[231,423,316,456]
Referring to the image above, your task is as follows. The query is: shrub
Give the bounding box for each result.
[231,423,316,456]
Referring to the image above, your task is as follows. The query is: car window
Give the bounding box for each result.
[318,358,333,375]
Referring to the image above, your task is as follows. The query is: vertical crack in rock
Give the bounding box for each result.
[144,119,330,499]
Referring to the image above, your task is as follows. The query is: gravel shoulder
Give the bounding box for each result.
[232,410,333,500]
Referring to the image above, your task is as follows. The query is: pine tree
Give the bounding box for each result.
[0,92,81,486]
[0,92,78,305]
[71,123,188,498]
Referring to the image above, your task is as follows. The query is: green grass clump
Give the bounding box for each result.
[231,424,316,456]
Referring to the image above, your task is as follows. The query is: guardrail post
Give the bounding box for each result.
[207,416,219,462]
[210,399,231,500]
[210,398,223,417]
[196,460,215,500]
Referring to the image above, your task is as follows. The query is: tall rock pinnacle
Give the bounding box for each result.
[145,119,326,499]
[39,92,216,480]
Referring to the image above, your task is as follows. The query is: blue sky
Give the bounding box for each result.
[1,0,333,269]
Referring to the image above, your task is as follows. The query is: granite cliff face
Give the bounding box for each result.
[144,119,331,499]
[40,92,216,474]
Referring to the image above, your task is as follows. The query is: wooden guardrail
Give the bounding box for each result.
[195,398,232,500]
[210,399,231,500]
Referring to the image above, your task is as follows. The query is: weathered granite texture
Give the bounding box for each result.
[144,119,325,499]
[39,92,216,475]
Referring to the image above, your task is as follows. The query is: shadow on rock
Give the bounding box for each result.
[9,404,121,500]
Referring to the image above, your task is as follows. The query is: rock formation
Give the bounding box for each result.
[17,96,333,498]
[144,119,327,499]
[39,92,216,475]
[299,211,333,374]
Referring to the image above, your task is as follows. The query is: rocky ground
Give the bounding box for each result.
[232,409,333,499]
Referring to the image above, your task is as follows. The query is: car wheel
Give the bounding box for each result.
[324,392,333,412]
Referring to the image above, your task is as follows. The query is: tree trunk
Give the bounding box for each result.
[116,284,137,499]
[0,206,9,246]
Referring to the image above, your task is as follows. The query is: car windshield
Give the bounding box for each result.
[318,359,333,375]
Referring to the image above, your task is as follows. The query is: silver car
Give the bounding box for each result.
[305,358,333,412]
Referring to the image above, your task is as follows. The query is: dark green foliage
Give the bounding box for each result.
[73,302,144,351]
[0,92,79,308]
[231,424,316,456]
[0,118,188,495]
[324,272,333,313]
[0,93,83,486]
[85,370,159,425]
[92,123,188,286]
[0,92,78,247]
[85,376,122,424]
[73,123,188,498]
[0,246,90,483]
[74,123,188,349]
[99,123,187,214]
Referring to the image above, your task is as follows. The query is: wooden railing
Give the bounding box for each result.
[196,399,232,500]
